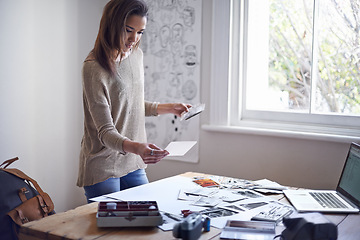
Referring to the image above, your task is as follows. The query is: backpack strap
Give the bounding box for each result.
[3,168,47,196]
[18,187,29,203]
[36,194,50,215]
[0,157,19,169]
[16,208,30,224]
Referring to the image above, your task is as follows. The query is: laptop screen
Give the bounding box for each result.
[337,142,360,208]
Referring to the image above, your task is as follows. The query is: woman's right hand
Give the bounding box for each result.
[123,140,169,164]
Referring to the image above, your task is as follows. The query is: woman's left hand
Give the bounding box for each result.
[123,140,169,164]
[140,143,169,164]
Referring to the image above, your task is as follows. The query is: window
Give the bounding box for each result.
[207,0,360,141]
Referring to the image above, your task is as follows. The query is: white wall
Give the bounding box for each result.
[0,0,107,212]
[0,0,355,213]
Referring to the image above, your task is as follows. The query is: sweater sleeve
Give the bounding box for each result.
[144,101,159,116]
[82,62,128,154]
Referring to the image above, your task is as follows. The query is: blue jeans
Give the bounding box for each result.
[84,169,149,203]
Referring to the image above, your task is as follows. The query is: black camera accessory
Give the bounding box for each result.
[172,213,210,240]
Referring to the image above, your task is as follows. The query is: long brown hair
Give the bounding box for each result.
[93,0,148,76]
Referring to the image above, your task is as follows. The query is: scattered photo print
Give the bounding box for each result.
[200,207,238,218]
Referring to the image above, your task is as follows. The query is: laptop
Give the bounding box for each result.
[283,142,360,213]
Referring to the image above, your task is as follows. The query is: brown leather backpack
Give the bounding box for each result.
[0,157,55,239]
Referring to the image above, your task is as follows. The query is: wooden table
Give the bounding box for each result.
[18,202,221,240]
[19,172,360,240]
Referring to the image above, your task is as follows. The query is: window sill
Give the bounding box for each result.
[202,121,360,143]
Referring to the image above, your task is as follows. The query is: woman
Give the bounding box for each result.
[77,0,191,202]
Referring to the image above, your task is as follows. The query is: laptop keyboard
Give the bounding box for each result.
[310,192,348,209]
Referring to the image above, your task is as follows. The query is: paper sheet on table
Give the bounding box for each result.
[165,141,197,156]
[252,178,288,193]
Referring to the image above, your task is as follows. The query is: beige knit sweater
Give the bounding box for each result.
[77,48,158,187]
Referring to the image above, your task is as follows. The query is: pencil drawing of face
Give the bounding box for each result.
[176,0,188,12]
[172,23,184,41]
[184,45,197,69]
[181,6,195,28]
[160,0,176,10]
[171,23,184,56]
[182,80,197,100]
[166,72,182,99]
[160,25,171,48]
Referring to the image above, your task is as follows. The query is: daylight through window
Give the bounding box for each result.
[244,0,360,119]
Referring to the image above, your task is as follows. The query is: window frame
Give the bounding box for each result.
[205,0,360,143]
